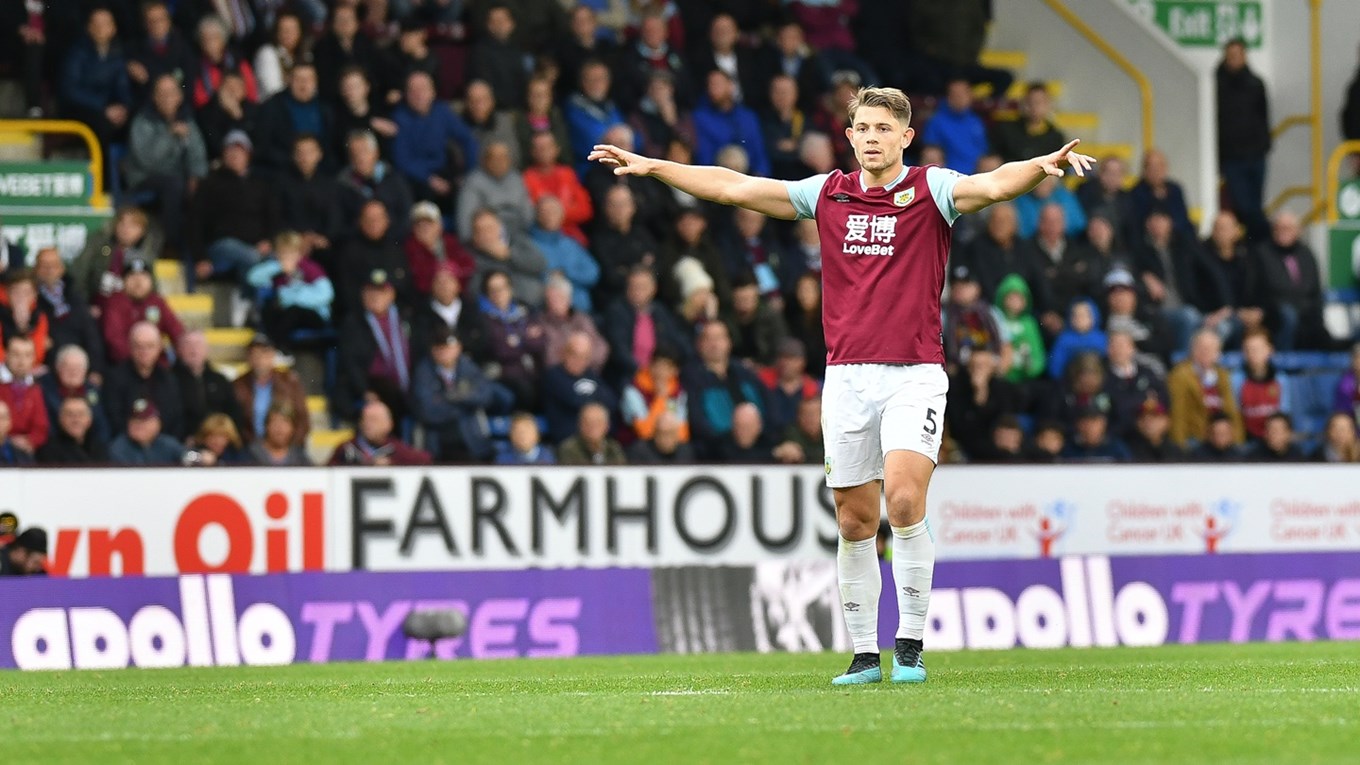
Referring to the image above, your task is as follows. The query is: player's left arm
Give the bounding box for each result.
[950,139,1097,215]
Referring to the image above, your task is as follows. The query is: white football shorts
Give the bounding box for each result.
[821,363,949,488]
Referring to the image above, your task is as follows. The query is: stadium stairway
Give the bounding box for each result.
[153,259,354,463]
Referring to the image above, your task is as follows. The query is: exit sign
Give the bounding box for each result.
[1127,0,1264,48]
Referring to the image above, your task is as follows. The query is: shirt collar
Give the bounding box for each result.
[859,165,911,193]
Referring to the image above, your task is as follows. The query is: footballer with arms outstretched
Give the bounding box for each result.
[589,87,1094,685]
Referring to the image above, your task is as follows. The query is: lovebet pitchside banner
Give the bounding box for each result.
[4,465,1360,576]
[651,553,1360,653]
[1,569,657,670]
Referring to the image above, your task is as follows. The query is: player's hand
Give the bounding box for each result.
[588,144,658,177]
[1038,139,1097,178]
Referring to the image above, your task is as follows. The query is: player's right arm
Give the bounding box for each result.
[587,144,799,220]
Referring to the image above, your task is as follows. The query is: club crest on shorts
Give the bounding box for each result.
[893,188,915,207]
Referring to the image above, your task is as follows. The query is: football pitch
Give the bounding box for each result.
[8,642,1358,765]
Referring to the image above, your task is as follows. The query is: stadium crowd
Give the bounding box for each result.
[1,0,1359,471]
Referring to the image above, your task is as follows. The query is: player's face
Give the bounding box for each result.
[846,106,911,176]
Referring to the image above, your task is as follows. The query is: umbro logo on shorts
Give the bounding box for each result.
[843,601,861,611]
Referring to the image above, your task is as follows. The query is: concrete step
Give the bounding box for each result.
[165,293,213,331]
[1080,142,1135,162]
[975,80,1065,103]
[307,427,353,466]
[154,259,186,296]
[205,327,254,365]
[307,395,330,431]
[979,49,1028,71]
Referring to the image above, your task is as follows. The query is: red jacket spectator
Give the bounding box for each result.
[102,291,184,366]
[523,161,594,246]
[0,375,49,452]
[404,203,476,295]
[327,401,431,466]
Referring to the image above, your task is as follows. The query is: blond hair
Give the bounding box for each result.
[847,87,912,127]
[196,413,243,449]
[274,230,304,254]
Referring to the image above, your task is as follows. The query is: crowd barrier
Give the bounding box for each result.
[1,465,1359,577]
[4,552,1356,670]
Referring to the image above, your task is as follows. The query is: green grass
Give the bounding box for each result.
[6,643,1358,764]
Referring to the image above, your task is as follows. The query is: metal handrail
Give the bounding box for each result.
[0,119,110,209]
[1325,140,1360,224]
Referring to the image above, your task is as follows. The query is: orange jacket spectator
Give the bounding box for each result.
[1168,359,1245,448]
[621,363,690,443]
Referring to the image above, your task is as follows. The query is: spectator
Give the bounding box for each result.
[724,207,800,301]
[672,256,721,333]
[922,79,989,175]
[1041,350,1112,435]
[995,274,1046,383]
[539,274,609,371]
[391,71,479,205]
[683,320,768,457]
[1345,44,1360,144]
[1248,413,1304,462]
[943,265,1004,370]
[523,131,594,246]
[1048,300,1107,380]
[1015,177,1087,239]
[902,0,1011,97]
[389,18,438,90]
[313,5,380,105]
[0,216,24,280]
[126,2,196,102]
[621,344,688,440]
[531,199,602,313]
[768,395,822,465]
[541,331,618,444]
[1076,157,1136,246]
[630,69,696,162]
[515,78,573,168]
[1062,405,1131,463]
[173,330,245,438]
[1,271,52,372]
[470,0,567,64]
[592,185,660,300]
[955,203,1056,327]
[2,0,47,118]
[337,269,413,423]
[980,415,1027,464]
[456,141,535,239]
[187,130,280,288]
[411,327,495,463]
[0,528,47,575]
[1021,203,1095,322]
[276,135,344,258]
[253,63,332,174]
[618,15,690,112]
[551,400,627,469]
[338,130,415,228]
[101,258,185,366]
[582,123,670,231]
[0,334,46,454]
[468,6,529,111]
[104,321,185,439]
[726,274,788,367]
[0,400,32,467]
[126,74,208,250]
[1192,412,1243,462]
[247,232,336,350]
[336,201,414,318]
[476,268,547,410]
[555,5,618,104]
[328,400,432,466]
[196,71,258,161]
[1203,210,1271,348]
[991,83,1067,163]
[1256,211,1327,351]
[1125,397,1183,463]
[1103,268,1172,364]
[693,69,769,176]
[627,410,696,464]
[232,333,310,445]
[1333,343,1360,420]
[40,345,111,445]
[1130,148,1195,238]
[411,263,487,363]
[467,209,549,309]
[108,398,186,465]
[247,402,313,466]
[334,67,397,160]
[717,401,775,463]
[401,203,474,298]
[658,208,731,314]
[946,348,1022,461]
[60,8,131,156]
[1105,330,1169,441]
[1216,38,1271,240]
[33,249,105,375]
[37,397,108,465]
[462,80,521,170]
[184,414,249,466]
[1027,420,1066,463]
[770,20,828,114]
[1312,412,1360,463]
[757,337,819,434]
[565,60,626,172]
[690,13,767,110]
[1074,215,1137,302]
[496,412,556,464]
[1134,209,1223,355]
[190,15,259,111]
[1231,329,1293,442]
[71,207,161,315]
[604,266,690,384]
[1169,330,1245,448]
[762,74,807,181]
[253,11,309,100]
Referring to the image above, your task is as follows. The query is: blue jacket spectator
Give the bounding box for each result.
[1061,409,1132,463]
[1049,299,1109,380]
[921,80,989,174]
[1129,148,1196,237]
[391,72,478,199]
[108,400,186,466]
[410,332,496,462]
[494,413,556,464]
[541,332,619,444]
[245,244,336,325]
[683,322,770,458]
[531,215,601,313]
[60,9,132,147]
[565,60,625,173]
[251,64,334,173]
[693,71,770,177]
[1014,176,1087,239]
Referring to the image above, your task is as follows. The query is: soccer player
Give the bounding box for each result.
[589,87,1094,684]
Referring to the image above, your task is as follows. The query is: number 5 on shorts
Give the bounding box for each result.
[923,407,938,435]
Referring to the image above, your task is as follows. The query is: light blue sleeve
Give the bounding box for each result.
[781,173,830,220]
[925,166,963,226]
